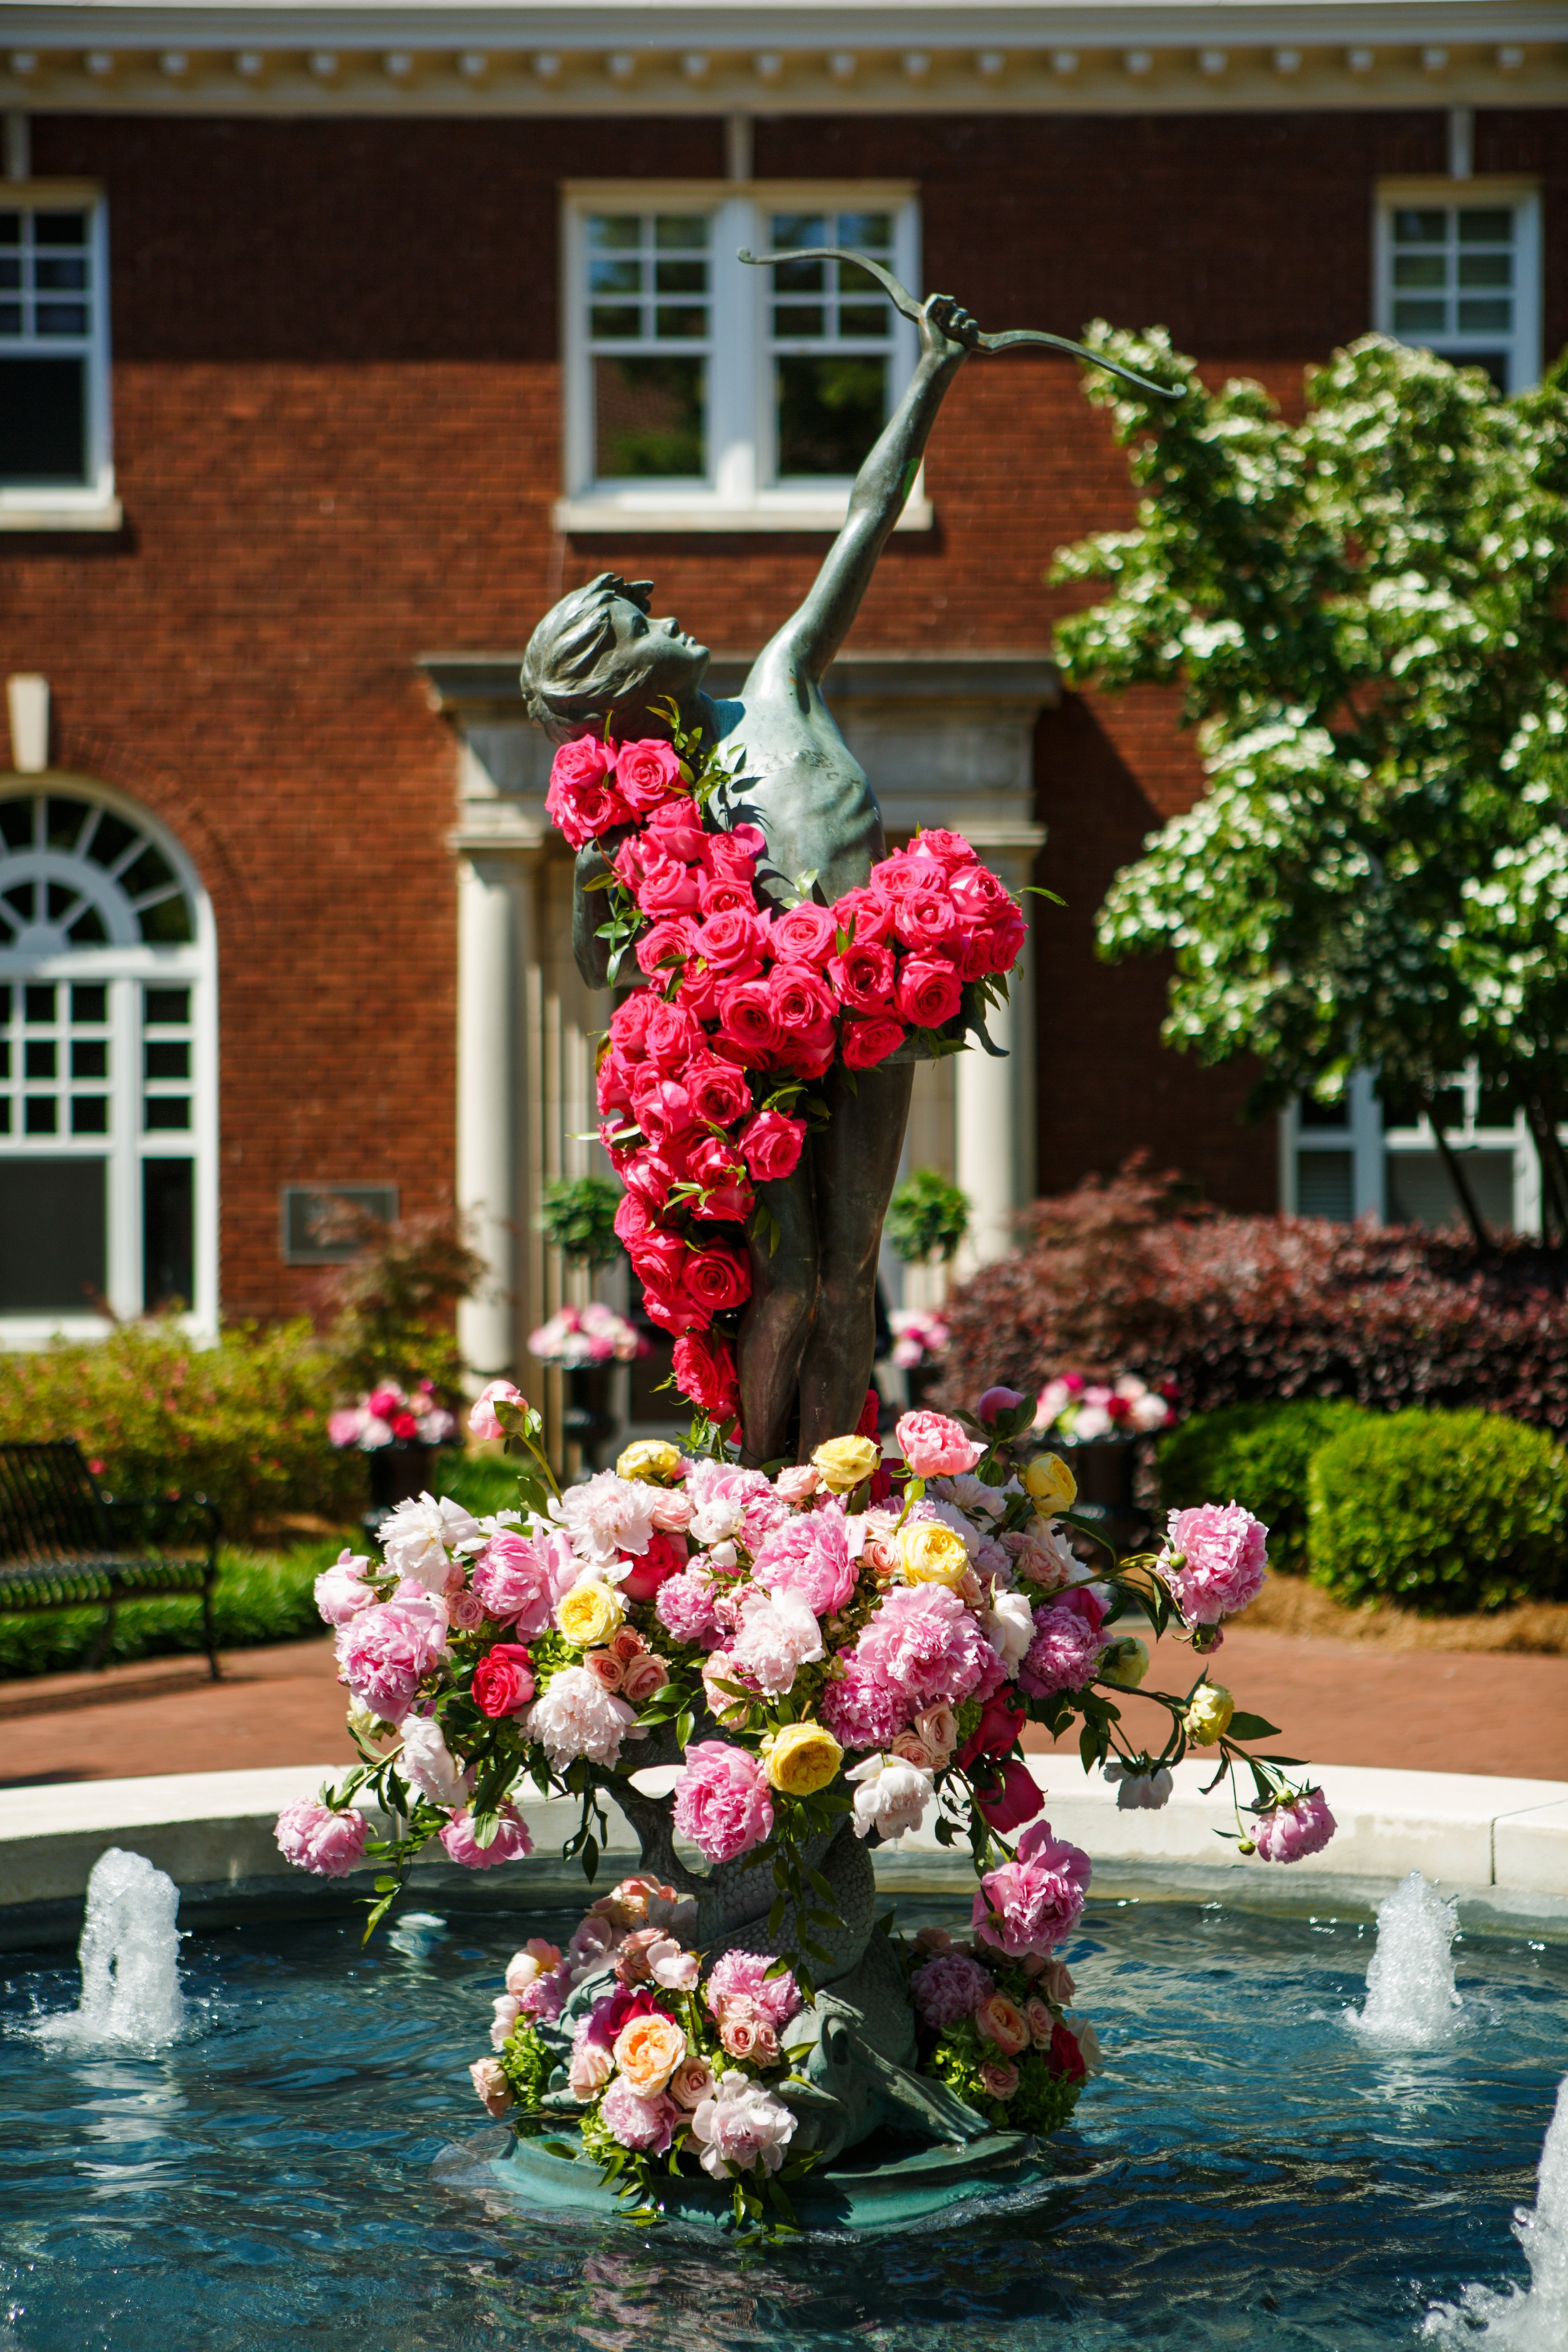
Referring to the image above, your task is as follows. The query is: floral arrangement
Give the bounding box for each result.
[906,1920,1101,2133]
[548,716,1026,1429]
[526,1303,650,1371]
[273,1377,1335,2220]
[1034,1372,1175,1442]
[888,1308,950,1372]
[327,1379,457,1453]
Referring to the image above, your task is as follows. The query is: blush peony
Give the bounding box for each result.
[524,1666,638,1769]
[672,1740,775,1863]
[1251,1788,1337,1863]
[688,2071,797,2181]
[1160,1503,1269,1625]
[439,1803,534,1870]
[973,1818,1093,1958]
[274,1799,368,1878]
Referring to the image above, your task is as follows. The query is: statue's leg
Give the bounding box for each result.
[736,1157,819,1465]
[796,1061,914,1453]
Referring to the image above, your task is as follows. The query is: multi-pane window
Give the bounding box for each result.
[0,198,112,503]
[0,788,211,1330]
[1377,190,1540,393]
[768,211,898,479]
[563,188,921,526]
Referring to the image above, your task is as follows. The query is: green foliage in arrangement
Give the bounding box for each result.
[1307,1408,1568,1613]
[1054,329,1568,1248]
[536,1175,625,1270]
[1157,1399,1372,1573]
[0,1320,366,1541]
[0,1539,342,1679]
[886,1167,972,1266]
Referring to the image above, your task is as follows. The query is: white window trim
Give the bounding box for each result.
[0,179,120,533]
[557,179,930,535]
[1374,176,1542,393]
[0,771,218,1345]
[1280,1062,1555,1234]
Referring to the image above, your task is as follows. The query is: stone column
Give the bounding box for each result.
[455,848,521,1377]
[955,834,1044,1271]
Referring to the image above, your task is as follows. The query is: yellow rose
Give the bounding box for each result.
[763,1720,844,1797]
[810,1434,883,1493]
[616,1438,684,1485]
[1185,1683,1234,1746]
[1023,1451,1078,1513]
[898,1519,972,1588]
[1099,1637,1150,1690]
[555,1579,625,1647]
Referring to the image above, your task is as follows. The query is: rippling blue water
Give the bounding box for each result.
[2,1892,1565,2350]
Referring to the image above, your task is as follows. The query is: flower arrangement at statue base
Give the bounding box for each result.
[273,1376,1336,2232]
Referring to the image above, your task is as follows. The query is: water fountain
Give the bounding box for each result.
[34,1847,185,2048]
[1425,2073,1568,2346]
[1347,1870,1463,2047]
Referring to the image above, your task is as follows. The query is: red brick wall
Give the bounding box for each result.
[7,105,1563,1308]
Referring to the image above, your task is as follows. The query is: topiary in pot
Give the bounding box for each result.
[1158,1399,1372,1574]
[1306,1409,1568,1614]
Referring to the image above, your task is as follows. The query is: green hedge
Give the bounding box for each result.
[0,1321,368,1540]
[0,1540,342,1679]
[1157,1400,1372,1573]
[1307,1409,1568,1614]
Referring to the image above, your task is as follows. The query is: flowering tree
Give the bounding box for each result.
[1053,331,1568,1244]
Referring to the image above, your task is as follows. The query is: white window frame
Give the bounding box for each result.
[0,180,120,532]
[0,775,218,1345]
[558,181,930,534]
[1374,178,1542,393]
[1280,1062,1546,1233]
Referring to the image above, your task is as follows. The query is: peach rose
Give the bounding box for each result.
[915,1704,958,1759]
[1035,1958,1076,2005]
[504,1937,561,1993]
[914,1925,953,1954]
[979,2059,1020,2100]
[668,2055,716,2111]
[470,2057,514,2117]
[583,1648,624,1692]
[614,1928,664,1984]
[609,1626,649,1665]
[650,1490,696,1534]
[975,1993,1030,2057]
[1025,1996,1056,2048]
[622,1653,672,1707]
[891,1730,936,1770]
[612,2009,687,2096]
[863,1535,902,1579]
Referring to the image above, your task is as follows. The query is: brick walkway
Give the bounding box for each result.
[3,1624,1567,1788]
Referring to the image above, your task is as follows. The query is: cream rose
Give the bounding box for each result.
[810,1434,882,1493]
[898,1519,971,1589]
[556,1579,625,1647]
[612,2010,688,2096]
[763,1720,844,1797]
[1023,1452,1078,1513]
[617,1438,685,1485]
[1185,1682,1234,1745]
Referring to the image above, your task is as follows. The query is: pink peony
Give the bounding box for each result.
[655,1564,722,1646]
[705,1948,802,2028]
[275,1798,368,1878]
[600,2080,679,2155]
[689,2072,797,2181]
[817,1661,903,1753]
[439,1803,534,1870]
[672,1740,775,1863]
[1017,1587,1108,1700]
[469,1379,526,1443]
[750,1501,855,1617]
[832,1584,1004,1726]
[314,1549,376,1628]
[1160,1503,1269,1624]
[910,1950,995,2028]
[1251,1788,1337,1863]
[895,1411,985,1478]
[731,1592,824,1696]
[335,1592,448,1720]
[973,1819,1092,1959]
[470,1530,571,1636]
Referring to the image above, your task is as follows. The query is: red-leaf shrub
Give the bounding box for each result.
[937,1160,1568,1435]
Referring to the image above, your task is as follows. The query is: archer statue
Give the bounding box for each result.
[520,253,1168,1464]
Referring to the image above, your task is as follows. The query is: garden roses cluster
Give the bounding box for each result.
[548,730,1028,1427]
[328,1377,457,1453]
[906,1922,1102,2131]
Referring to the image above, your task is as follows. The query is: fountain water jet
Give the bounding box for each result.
[1424,2075,1568,2346]
[1346,1870,1461,2046]
[36,1848,185,2048]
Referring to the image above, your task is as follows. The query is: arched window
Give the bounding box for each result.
[0,780,216,1338]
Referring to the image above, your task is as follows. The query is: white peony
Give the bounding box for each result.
[524,1665,638,1769]
[932,1473,1007,1520]
[846,1752,935,1841]
[553,1471,657,1565]
[1103,1759,1173,1811]
[731,1591,824,1697]
[396,1712,471,1807]
[688,2069,797,2180]
[379,1492,482,1591]
[981,1586,1036,1668]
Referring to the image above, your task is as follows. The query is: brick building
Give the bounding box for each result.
[1,5,1564,1377]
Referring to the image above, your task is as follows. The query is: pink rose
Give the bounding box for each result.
[895,1411,984,1478]
[1024,1996,1055,2048]
[583,1649,624,1691]
[669,2055,716,2111]
[1160,1503,1269,1624]
[842,1015,907,1069]
[568,2040,614,2100]
[275,1799,368,1878]
[770,903,837,965]
[439,1803,534,1870]
[738,1108,807,1183]
[471,1642,536,1719]
[894,955,964,1030]
[979,2059,1020,2101]
[774,1463,821,1502]
[468,1379,526,1443]
[622,1653,672,1707]
[973,1819,1092,1959]
[672,1740,775,1863]
[470,2056,515,2116]
[615,736,686,813]
[335,1593,448,1720]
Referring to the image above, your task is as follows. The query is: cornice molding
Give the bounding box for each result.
[4,5,1564,115]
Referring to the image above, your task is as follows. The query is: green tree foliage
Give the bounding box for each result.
[537,1175,625,1270]
[1307,1407,1568,1613]
[1053,327,1568,1237]
[886,1167,972,1265]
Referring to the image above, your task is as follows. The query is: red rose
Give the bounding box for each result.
[829,940,896,1012]
[645,798,710,862]
[766,961,836,1035]
[620,1527,689,1601]
[699,874,755,917]
[635,916,699,980]
[697,907,770,970]
[892,889,962,951]
[958,1688,1027,1768]
[738,1108,805,1183]
[609,993,655,1058]
[630,1068,694,1140]
[628,1230,689,1290]
[635,850,702,919]
[973,1756,1046,1835]
[472,1643,536,1719]
[672,1332,741,1419]
[1047,2021,1088,2084]
[615,737,686,813]
[842,1015,906,1069]
[911,827,977,869]
[644,1002,702,1069]
[686,1056,753,1128]
[770,903,837,965]
[831,885,896,947]
[894,956,963,1030]
[390,1409,420,1440]
[716,980,784,1060]
[613,1191,656,1246]
[684,1246,751,1314]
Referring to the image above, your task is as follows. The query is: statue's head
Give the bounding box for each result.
[521,573,710,746]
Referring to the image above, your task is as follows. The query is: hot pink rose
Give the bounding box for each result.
[641,1000,702,1068]
[686,1055,753,1128]
[635,915,699,980]
[471,1642,536,1719]
[766,961,837,1036]
[634,849,702,920]
[619,1528,688,1604]
[892,887,963,951]
[644,796,710,862]
[842,1015,907,1069]
[609,991,654,1057]
[697,906,770,970]
[895,1410,984,1477]
[615,736,686,813]
[831,884,896,947]
[699,872,756,916]
[546,738,630,847]
[672,1333,741,1421]
[770,903,837,964]
[948,862,1010,920]
[704,822,766,877]
[829,939,896,1012]
[672,1740,775,1863]
[439,1803,534,1871]
[275,1798,368,1878]
[894,955,964,1031]
[738,1108,806,1182]
[716,979,784,1060]
[973,1819,1092,1958]
[630,1067,694,1141]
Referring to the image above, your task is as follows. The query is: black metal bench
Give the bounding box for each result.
[0,1440,222,1680]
